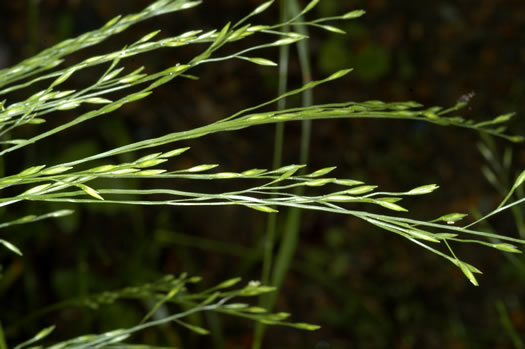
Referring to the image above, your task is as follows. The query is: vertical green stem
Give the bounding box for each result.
[271,0,313,287]
[268,0,313,294]
[253,1,313,348]
[25,0,40,182]
[292,0,314,166]
[512,205,525,239]
[252,3,290,349]
[206,312,225,349]
[496,300,524,349]
[27,0,39,56]
[512,185,525,239]
[261,2,290,290]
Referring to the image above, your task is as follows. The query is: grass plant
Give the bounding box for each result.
[0,0,524,347]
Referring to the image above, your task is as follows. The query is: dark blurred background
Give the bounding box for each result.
[1,0,524,348]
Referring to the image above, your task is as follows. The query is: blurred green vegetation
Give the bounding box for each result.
[0,0,524,348]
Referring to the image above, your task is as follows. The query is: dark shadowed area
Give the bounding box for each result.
[1,0,524,348]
